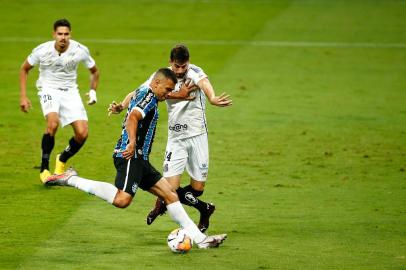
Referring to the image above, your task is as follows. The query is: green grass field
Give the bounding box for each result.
[1,0,405,269]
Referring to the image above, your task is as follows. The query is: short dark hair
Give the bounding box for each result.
[155,68,178,84]
[170,44,189,63]
[54,19,71,31]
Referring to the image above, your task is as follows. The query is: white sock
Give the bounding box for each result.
[67,176,118,204]
[166,201,206,243]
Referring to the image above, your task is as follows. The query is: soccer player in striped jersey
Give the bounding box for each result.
[45,68,227,249]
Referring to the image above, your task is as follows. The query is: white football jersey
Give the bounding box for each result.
[27,39,95,91]
[142,64,208,140]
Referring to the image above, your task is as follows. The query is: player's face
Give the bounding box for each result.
[170,60,189,78]
[53,26,71,50]
[153,78,175,101]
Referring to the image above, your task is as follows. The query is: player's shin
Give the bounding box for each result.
[59,137,85,162]
[166,201,206,243]
[41,133,55,171]
[183,185,203,197]
[176,186,208,213]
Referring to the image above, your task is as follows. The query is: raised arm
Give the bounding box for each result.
[198,78,232,107]
[19,60,34,113]
[122,109,143,160]
[108,91,134,116]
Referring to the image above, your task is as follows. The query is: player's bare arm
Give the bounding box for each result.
[198,78,232,107]
[166,80,198,100]
[122,109,142,159]
[108,91,133,116]
[86,65,99,105]
[19,60,34,113]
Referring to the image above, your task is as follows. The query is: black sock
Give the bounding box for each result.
[183,185,204,197]
[176,187,208,213]
[59,137,85,163]
[41,133,54,172]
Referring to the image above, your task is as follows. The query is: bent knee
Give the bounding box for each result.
[162,190,179,205]
[190,181,205,192]
[74,130,88,143]
[47,122,59,135]
[114,201,130,208]
[113,191,132,208]
[114,199,131,208]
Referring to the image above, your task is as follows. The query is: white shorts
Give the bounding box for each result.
[163,133,209,181]
[38,89,88,127]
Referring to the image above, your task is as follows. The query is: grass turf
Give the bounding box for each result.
[0,0,405,269]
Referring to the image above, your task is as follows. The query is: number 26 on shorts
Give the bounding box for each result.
[42,94,52,103]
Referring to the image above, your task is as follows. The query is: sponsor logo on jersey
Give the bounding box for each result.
[138,92,154,109]
[169,124,188,132]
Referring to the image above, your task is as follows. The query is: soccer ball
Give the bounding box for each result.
[167,228,193,253]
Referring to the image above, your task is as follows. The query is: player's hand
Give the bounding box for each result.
[209,92,232,107]
[108,101,124,116]
[86,89,97,105]
[20,96,32,113]
[175,79,198,100]
[122,142,135,160]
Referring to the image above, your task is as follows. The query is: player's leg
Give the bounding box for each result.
[55,91,89,174]
[148,177,226,248]
[185,133,210,194]
[44,157,142,208]
[38,90,61,182]
[146,140,186,225]
[149,178,204,242]
[44,167,119,203]
[184,133,215,232]
[56,120,88,173]
[147,175,214,231]
[40,112,59,181]
[147,137,213,229]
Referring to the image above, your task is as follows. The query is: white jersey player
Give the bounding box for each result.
[108,44,232,232]
[19,19,99,182]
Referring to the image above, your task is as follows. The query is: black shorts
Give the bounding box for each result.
[113,157,162,197]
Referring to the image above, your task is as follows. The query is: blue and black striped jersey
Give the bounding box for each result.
[113,85,159,160]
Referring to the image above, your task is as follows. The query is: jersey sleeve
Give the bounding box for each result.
[80,45,96,69]
[189,65,208,85]
[26,44,43,66]
[130,89,156,119]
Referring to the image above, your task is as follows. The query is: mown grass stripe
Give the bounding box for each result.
[1,37,405,48]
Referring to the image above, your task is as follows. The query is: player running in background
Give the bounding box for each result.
[108,44,232,232]
[19,19,99,182]
[44,68,227,248]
